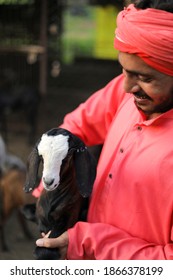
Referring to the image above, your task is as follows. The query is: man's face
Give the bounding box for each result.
[118,52,173,120]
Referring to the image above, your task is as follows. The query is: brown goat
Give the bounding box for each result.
[0,169,35,251]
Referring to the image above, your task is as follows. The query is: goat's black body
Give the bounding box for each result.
[34,166,85,260]
[34,196,89,260]
[23,128,97,260]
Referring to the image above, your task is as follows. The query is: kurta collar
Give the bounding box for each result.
[135,107,173,127]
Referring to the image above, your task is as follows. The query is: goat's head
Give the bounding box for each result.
[24,128,96,197]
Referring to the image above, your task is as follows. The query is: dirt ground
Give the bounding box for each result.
[0,59,121,260]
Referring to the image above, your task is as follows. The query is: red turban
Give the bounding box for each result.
[114,4,173,76]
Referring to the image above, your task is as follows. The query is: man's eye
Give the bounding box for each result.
[122,69,134,78]
[138,75,152,82]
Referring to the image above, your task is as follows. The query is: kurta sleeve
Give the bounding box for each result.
[60,74,126,146]
[67,222,173,260]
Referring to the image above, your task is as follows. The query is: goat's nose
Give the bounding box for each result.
[43,177,54,186]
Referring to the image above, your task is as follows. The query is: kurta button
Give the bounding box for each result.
[120,148,124,153]
[137,126,142,131]
[109,173,112,179]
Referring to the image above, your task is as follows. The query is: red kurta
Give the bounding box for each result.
[61,74,173,259]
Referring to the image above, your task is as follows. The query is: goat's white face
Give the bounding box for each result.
[38,133,69,191]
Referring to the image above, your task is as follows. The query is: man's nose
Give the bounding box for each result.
[123,72,140,93]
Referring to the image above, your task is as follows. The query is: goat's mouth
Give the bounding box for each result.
[43,183,58,192]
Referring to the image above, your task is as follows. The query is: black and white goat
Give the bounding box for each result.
[23,128,96,260]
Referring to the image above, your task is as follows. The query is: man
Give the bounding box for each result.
[36,0,173,259]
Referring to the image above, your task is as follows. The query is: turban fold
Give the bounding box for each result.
[114,4,173,76]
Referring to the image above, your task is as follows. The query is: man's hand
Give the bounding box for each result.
[36,231,69,260]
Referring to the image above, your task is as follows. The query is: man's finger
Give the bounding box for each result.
[36,231,68,248]
[36,237,57,248]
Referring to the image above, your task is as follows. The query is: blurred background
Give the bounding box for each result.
[0,0,130,259]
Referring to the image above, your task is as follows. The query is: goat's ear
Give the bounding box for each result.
[74,147,96,197]
[24,146,41,193]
